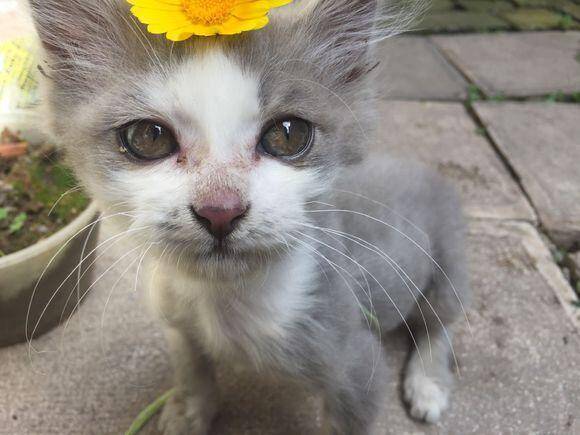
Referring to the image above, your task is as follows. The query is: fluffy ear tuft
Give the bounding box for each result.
[294,0,424,86]
[26,0,139,87]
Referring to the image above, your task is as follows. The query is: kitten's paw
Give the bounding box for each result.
[404,372,449,424]
[158,393,215,435]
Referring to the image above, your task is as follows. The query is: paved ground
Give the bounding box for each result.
[418,0,580,33]
[1,17,579,435]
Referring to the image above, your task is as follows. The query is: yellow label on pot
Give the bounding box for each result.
[0,37,38,112]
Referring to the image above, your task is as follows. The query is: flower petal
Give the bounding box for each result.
[127,0,293,40]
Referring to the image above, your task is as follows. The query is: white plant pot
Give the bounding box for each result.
[0,112,100,347]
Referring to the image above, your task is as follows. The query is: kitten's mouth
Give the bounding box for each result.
[209,240,234,255]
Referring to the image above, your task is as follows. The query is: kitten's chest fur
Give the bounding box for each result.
[148,251,317,367]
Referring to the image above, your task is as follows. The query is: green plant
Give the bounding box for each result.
[8,212,27,234]
[126,389,175,435]
[552,248,566,264]
[468,84,484,103]
[489,93,506,102]
[475,126,487,136]
[560,14,574,30]
[0,208,7,221]
[545,91,565,103]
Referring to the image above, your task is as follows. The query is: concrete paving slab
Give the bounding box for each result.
[514,0,574,6]
[561,1,580,20]
[1,220,579,434]
[377,220,580,433]
[432,32,580,97]
[376,37,468,101]
[419,11,510,32]
[474,102,580,249]
[501,9,573,30]
[430,0,455,12]
[373,100,536,222]
[457,0,515,13]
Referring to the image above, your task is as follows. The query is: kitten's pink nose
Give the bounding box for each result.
[191,195,248,240]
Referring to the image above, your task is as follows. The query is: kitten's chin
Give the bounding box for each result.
[169,242,282,279]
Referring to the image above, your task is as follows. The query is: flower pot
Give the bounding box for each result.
[0,112,100,347]
[0,204,100,347]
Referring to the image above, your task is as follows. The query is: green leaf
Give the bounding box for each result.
[9,212,27,234]
[468,84,483,103]
[361,306,381,331]
[0,208,7,221]
[546,91,565,103]
[125,389,175,435]
[560,14,573,30]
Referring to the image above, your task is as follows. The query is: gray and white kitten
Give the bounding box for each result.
[27,0,470,433]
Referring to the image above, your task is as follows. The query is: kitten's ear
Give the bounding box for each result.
[292,0,414,86]
[303,0,380,85]
[26,0,128,80]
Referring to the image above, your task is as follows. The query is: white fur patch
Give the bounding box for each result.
[404,371,450,424]
[151,50,261,163]
[148,248,318,368]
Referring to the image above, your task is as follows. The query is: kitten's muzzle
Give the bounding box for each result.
[191,203,248,241]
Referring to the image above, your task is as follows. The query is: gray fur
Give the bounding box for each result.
[27,0,469,434]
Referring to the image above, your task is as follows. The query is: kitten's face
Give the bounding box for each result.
[29,0,380,275]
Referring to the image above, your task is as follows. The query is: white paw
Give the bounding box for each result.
[158,394,215,435]
[404,373,449,424]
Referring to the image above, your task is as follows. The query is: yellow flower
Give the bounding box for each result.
[127,0,293,41]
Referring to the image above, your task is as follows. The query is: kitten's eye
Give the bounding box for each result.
[259,118,313,158]
[119,121,178,160]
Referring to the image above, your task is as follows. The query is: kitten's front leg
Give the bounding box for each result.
[159,327,218,435]
[319,329,388,435]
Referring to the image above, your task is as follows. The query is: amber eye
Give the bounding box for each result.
[259,118,313,158]
[119,121,179,161]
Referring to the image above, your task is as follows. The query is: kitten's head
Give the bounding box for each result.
[28,0,410,276]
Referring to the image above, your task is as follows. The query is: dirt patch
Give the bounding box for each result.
[437,161,489,187]
[0,129,88,257]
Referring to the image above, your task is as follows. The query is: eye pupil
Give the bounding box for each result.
[120,121,179,161]
[260,118,313,159]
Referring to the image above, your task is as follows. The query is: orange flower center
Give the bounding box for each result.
[181,0,236,26]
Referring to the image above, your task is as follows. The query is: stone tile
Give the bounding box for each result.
[433,32,580,97]
[431,0,455,12]
[561,1,580,20]
[502,9,570,30]
[418,11,510,32]
[457,0,515,13]
[474,102,580,249]
[2,221,579,434]
[377,220,580,433]
[514,0,563,6]
[373,101,535,222]
[375,37,468,101]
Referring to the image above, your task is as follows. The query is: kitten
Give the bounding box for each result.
[27,0,470,434]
